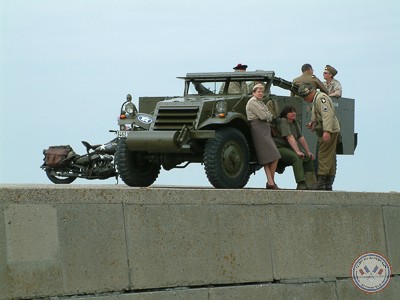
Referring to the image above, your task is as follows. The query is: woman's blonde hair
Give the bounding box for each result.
[252,83,265,93]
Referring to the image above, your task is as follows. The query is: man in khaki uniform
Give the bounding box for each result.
[323,64,342,97]
[298,82,340,190]
[220,63,248,94]
[291,63,329,96]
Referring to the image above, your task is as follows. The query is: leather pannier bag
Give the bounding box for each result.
[45,145,72,167]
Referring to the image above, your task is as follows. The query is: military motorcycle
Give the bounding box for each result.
[41,132,119,184]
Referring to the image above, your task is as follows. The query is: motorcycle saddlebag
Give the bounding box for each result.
[44,145,73,167]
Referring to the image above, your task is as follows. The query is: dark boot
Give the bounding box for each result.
[305,172,317,190]
[316,175,327,190]
[325,176,334,191]
[296,181,308,190]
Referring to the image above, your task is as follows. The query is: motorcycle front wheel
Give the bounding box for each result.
[45,169,77,184]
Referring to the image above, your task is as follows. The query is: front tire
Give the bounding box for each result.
[45,169,77,184]
[204,127,251,188]
[115,138,161,187]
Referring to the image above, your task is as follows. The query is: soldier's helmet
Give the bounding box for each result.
[297,83,315,97]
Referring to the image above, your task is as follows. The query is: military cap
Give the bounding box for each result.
[324,65,338,76]
[233,63,248,70]
[298,82,315,97]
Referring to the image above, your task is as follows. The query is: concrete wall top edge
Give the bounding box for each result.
[1,184,399,206]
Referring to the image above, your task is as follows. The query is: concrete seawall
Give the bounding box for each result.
[0,184,399,299]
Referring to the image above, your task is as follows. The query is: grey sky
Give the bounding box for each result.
[1,0,399,192]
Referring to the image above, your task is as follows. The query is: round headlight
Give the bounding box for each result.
[124,102,137,114]
[215,100,227,114]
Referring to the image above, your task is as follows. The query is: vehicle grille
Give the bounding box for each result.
[152,106,199,131]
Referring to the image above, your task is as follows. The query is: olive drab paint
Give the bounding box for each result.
[115,71,356,188]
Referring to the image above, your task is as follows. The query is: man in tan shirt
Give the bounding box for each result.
[219,63,248,94]
[323,64,342,97]
[291,63,329,96]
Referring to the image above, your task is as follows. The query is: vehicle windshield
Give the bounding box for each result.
[187,80,261,96]
[188,81,223,95]
[182,71,277,96]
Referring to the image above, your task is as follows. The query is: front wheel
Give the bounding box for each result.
[204,127,251,188]
[115,138,161,187]
[45,169,77,184]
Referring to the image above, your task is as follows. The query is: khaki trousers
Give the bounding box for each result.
[317,132,339,176]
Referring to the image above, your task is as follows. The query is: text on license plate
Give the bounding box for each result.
[118,131,128,138]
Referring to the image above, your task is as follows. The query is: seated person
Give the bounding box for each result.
[219,80,248,94]
[272,105,317,190]
[219,63,248,94]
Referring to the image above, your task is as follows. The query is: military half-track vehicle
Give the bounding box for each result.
[115,71,356,188]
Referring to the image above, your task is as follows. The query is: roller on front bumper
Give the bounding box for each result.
[118,127,215,153]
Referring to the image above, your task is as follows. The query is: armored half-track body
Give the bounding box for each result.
[115,71,356,188]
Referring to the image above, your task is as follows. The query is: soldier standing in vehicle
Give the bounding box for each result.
[291,63,329,96]
[298,83,340,190]
[246,84,281,189]
[323,65,342,97]
[220,63,248,94]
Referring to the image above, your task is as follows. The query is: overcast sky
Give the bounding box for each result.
[1,0,399,192]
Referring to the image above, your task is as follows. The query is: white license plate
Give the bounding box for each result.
[117,131,128,138]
